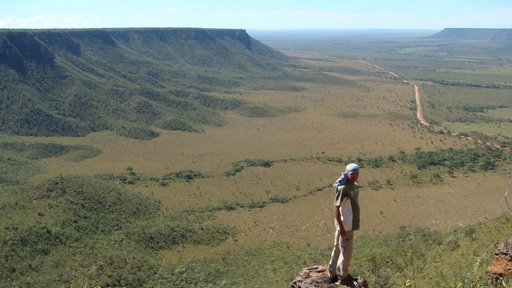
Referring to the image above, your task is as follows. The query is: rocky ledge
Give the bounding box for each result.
[289,265,368,288]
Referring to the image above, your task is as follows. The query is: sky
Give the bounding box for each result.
[1,0,511,30]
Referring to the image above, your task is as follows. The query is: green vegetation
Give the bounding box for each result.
[237,104,279,118]
[62,147,102,162]
[354,214,512,287]
[0,154,42,185]
[0,28,344,139]
[2,146,507,287]
[0,140,101,185]
[0,141,101,160]
[116,124,161,140]
[421,84,512,127]
[155,242,327,288]
[147,214,512,287]
[355,147,507,186]
[408,147,503,171]
[0,175,233,287]
[224,159,275,176]
[4,143,500,286]
[162,170,209,183]
[156,117,200,132]
[96,168,209,186]
[221,146,507,188]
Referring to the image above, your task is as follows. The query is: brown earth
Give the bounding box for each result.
[487,242,512,287]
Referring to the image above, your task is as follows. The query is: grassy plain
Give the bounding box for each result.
[254,30,512,148]
[2,31,512,287]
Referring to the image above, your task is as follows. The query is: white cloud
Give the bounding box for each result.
[163,7,177,13]
[0,17,17,27]
[0,15,101,29]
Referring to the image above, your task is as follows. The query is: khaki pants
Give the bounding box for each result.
[328,229,353,278]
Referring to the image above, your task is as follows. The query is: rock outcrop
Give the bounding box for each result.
[289,265,368,288]
[487,242,512,287]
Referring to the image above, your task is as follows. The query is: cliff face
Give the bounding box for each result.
[430,28,512,42]
[0,28,289,138]
[0,28,286,76]
[0,32,56,76]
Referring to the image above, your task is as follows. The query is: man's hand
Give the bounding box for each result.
[338,226,346,238]
[334,206,344,236]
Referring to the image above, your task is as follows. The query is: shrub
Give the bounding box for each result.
[411,147,502,172]
[220,201,241,211]
[430,173,444,184]
[246,201,267,209]
[462,226,476,240]
[116,125,160,140]
[157,117,199,132]
[443,239,460,251]
[269,195,290,203]
[409,173,422,185]
[237,105,278,117]
[224,163,245,177]
[368,180,383,190]
[224,159,274,176]
[162,170,208,182]
[385,178,394,189]
[367,156,385,168]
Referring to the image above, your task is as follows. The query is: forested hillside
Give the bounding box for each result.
[0,28,302,139]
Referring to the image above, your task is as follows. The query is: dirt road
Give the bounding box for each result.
[356,60,429,127]
[355,61,512,153]
[413,83,430,127]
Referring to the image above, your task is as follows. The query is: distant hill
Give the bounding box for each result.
[430,28,512,42]
[0,28,294,139]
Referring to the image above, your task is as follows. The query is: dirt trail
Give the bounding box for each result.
[355,60,429,127]
[413,83,430,127]
[355,60,512,151]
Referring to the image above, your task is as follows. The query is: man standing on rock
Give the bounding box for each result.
[328,163,361,286]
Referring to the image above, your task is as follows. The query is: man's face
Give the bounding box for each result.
[347,171,359,182]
